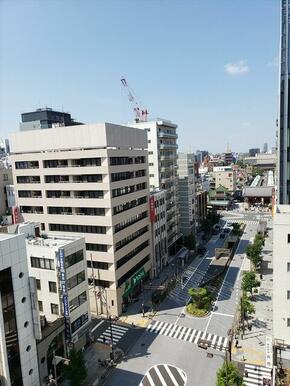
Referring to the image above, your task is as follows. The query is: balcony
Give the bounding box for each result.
[159,143,178,149]
[159,131,178,139]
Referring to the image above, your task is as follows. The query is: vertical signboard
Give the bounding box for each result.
[12,206,20,224]
[149,196,156,223]
[58,248,71,345]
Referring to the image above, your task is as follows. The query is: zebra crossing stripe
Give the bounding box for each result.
[188,329,196,343]
[164,323,172,336]
[160,323,169,335]
[194,330,202,344]
[140,364,187,386]
[211,334,217,347]
[243,364,272,386]
[169,324,178,337]
[155,322,165,333]
[173,325,182,339]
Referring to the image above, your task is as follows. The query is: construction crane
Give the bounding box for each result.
[121,77,148,123]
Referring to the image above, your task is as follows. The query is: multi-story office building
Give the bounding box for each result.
[249,148,260,157]
[130,119,180,253]
[0,161,13,217]
[177,153,195,236]
[9,122,151,316]
[263,142,268,154]
[0,233,39,386]
[149,189,167,277]
[20,107,83,132]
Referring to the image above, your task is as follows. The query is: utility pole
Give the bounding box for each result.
[53,350,58,386]
[109,315,114,355]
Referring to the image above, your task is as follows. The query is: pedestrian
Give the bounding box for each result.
[131,322,135,328]
[248,323,252,331]
[235,339,239,348]
[245,370,248,377]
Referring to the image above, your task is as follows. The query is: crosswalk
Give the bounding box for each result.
[96,323,129,345]
[146,320,228,352]
[243,364,272,386]
[226,219,259,225]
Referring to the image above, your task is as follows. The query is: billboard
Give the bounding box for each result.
[149,196,156,222]
[58,248,71,342]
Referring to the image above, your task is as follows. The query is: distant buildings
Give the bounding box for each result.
[223,145,233,165]
[244,153,276,171]
[9,122,152,316]
[249,148,260,157]
[212,166,236,192]
[263,142,268,153]
[20,107,83,132]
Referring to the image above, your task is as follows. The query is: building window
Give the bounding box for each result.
[38,301,43,312]
[71,312,89,334]
[69,291,87,312]
[67,271,86,290]
[36,279,41,290]
[87,261,109,270]
[288,234,290,243]
[50,303,59,315]
[49,281,57,293]
[287,318,290,327]
[31,256,55,270]
[65,250,84,268]
[86,243,108,252]
[111,300,114,306]
[287,262,290,272]
[49,223,106,234]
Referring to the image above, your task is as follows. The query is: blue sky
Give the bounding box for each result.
[0,0,279,152]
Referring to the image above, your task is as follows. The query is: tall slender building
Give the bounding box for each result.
[278,0,290,204]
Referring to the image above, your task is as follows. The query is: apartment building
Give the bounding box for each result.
[0,161,13,217]
[212,167,236,192]
[9,123,152,316]
[0,233,39,386]
[130,119,180,253]
[150,189,167,277]
[177,153,195,236]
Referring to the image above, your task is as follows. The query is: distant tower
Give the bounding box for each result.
[263,142,268,153]
[224,143,233,165]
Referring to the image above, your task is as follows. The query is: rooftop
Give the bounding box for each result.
[26,234,80,249]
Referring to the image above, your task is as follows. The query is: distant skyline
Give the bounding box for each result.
[0,0,279,152]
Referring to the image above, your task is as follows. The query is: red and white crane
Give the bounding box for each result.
[121,77,148,122]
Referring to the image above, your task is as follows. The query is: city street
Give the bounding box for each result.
[100,210,271,386]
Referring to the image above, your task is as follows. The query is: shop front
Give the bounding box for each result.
[122,268,149,311]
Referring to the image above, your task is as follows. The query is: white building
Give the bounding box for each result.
[149,189,167,277]
[9,122,152,316]
[130,119,180,253]
[177,153,195,236]
[273,205,290,348]
[0,233,39,386]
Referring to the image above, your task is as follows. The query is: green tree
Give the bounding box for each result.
[241,293,255,318]
[183,233,196,250]
[216,361,244,386]
[246,244,262,269]
[64,348,87,386]
[188,287,212,309]
[242,272,260,294]
[232,222,243,236]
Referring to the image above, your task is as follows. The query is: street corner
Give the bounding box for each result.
[232,345,265,366]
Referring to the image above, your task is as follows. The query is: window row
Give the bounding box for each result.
[17,176,40,184]
[109,156,145,166]
[112,182,146,198]
[18,190,42,198]
[49,223,106,234]
[48,207,105,216]
[46,190,104,199]
[15,161,39,169]
[116,240,149,269]
[111,170,146,182]
[67,271,86,290]
[45,174,102,183]
[86,243,108,252]
[31,256,55,270]
[114,211,147,233]
[87,260,109,270]
[65,250,84,268]
[113,196,147,215]
[69,291,87,312]
[44,158,101,168]
[20,206,43,214]
[36,280,57,293]
[115,226,149,251]
[71,312,89,334]
[117,256,150,287]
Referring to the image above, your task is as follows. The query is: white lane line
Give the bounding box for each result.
[155,322,165,333]
[212,312,234,317]
[217,336,223,347]
[112,325,128,332]
[178,368,187,382]
[223,338,228,350]
[146,370,155,386]
[91,320,104,333]
[149,321,160,332]
[178,326,187,339]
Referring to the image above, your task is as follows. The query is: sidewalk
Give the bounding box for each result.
[232,223,273,366]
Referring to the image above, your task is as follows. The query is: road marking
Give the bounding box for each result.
[188,329,196,342]
[168,324,178,337]
[91,320,104,333]
[173,325,182,339]
[212,312,234,317]
[194,330,202,344]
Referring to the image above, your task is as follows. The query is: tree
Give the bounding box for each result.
[216,361,244,386]
[64,348,87,386]
[183,233,196,250]
[232,222,243,236]
[242,271,260,294]
[188,287,212,309]
[246,244,262,269]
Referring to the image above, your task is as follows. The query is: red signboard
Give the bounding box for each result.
[12,206,20,224]
[149,196,156,222]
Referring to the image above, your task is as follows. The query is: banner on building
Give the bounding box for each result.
[149,196,156,222]
[58,248,71,342]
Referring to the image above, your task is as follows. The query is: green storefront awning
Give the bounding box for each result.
[132,268,146,287]
[122,268,146,299]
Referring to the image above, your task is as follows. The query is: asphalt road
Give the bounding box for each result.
[100,209,270,386]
